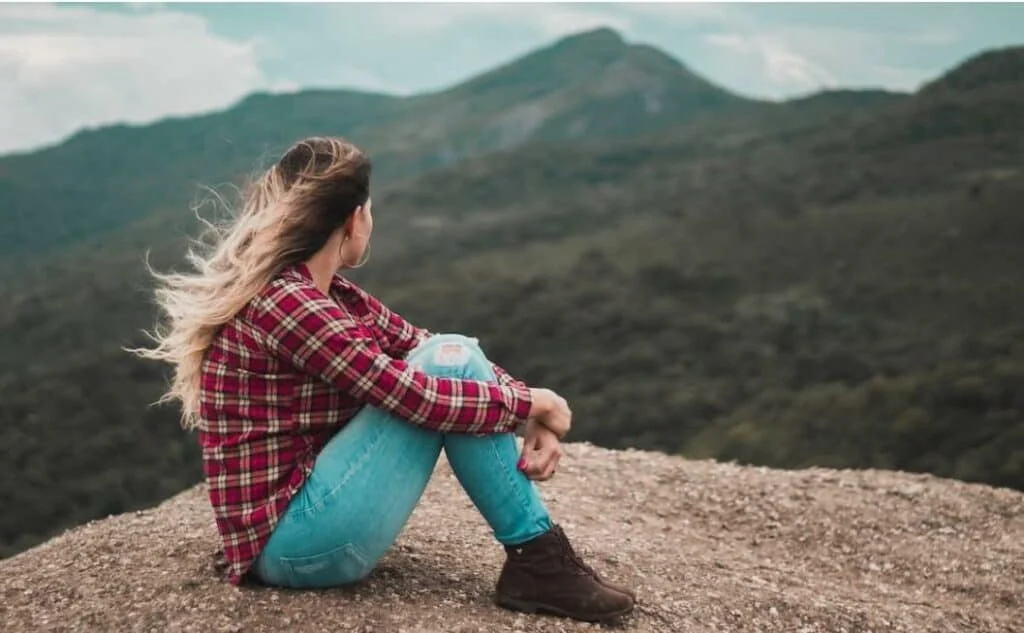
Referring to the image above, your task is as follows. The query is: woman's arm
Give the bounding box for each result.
[248,278,532,434]
[490,362,527,389]
[360,287,528,388]
[365,291,432,358]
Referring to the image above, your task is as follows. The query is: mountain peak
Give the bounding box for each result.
[921,45,1024,95]
[495,25,631,74]
[551,25,626,50]
[445,25,738,108]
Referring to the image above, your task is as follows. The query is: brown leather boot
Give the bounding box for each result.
[495,524,635,622]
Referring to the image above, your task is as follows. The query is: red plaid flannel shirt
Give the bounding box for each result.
[198,263,532,584]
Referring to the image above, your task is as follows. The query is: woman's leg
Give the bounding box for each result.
[254,403,444,588]
[403,334,552,546]
[407,334,635,622]
[255,333,634,621]
[253,333,547,588]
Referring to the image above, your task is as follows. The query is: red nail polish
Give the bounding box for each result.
[517,458,526,471]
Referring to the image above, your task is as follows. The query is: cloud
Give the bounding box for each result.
[706,32,838,93]
[0,4,276,155]
[698,12,963,98]
[304,3,638,95]
[517,5,634,38]
[336,3,633,38]
[0,3,983,154]
[621,2,743,25]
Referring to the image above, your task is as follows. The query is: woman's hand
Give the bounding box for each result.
[528,388,572,438]
[518,419,564,481]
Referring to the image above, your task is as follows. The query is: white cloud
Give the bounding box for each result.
[0,4,275,154]
[308,3,638,95]
[523,6,633,38]
[327,3,634,40]
[0,3,975,154]
[698,13,964,98]
[706,32,838,93]
[621,2,743,24]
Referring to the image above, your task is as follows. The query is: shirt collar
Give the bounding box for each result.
[288,262,354,294]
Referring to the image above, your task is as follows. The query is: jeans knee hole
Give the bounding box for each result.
[406,334,493,381]
[432,342,474,367]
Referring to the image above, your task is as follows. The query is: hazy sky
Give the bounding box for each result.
[2,2,1022,155]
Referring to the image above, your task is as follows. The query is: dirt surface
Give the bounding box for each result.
[2,442,1022,632]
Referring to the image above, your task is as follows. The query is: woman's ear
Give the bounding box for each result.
[340,214,356,240]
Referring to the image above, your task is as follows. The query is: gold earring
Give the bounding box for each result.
[338,235,349,264]
[350,241,371,269]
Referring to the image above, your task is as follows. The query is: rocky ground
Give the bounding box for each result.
[2,442,1022,632]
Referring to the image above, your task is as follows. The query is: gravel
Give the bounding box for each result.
[2,442,1022,632]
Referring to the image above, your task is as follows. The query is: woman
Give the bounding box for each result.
[133,137,635,623]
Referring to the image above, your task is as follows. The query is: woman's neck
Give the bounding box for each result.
[303,252,337,295]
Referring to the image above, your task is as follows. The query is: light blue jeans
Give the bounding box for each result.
[253,334,553,588]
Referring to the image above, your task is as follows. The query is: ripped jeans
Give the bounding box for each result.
[253,334,553,588]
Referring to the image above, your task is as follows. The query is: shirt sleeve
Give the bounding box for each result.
[249,278,532,434]
[354,286,432,359]
[491,362,527,389]
[357,284,528,388]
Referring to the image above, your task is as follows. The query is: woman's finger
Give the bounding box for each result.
[521,449,542,478]
[521,450,541,478]
[526,446,558,480]
[541,449,563,481]
[535,455,558,481]
[526,449,553,478]
[517,434,540,473]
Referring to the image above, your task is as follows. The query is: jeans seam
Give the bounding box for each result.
[291,421,386,519]
[487,434,535,542]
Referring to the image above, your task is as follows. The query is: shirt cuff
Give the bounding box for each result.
[508,382,533,428]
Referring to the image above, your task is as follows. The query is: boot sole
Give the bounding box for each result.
[496,594,635,623]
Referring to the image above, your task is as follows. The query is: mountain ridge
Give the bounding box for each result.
[4,28,1018,260]
[920,44,1024,95]
[0,26,749,257]
[1,28,1018,164]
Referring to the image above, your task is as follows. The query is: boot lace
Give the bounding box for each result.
[554,526,600,577]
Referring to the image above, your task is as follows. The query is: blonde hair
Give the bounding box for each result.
[128,136,371,430]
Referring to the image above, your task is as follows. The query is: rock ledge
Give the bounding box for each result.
[2,443,1022,632]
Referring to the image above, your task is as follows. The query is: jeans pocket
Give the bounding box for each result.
[278,542,375,588]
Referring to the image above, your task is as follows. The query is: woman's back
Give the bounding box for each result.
[197,264,353,583]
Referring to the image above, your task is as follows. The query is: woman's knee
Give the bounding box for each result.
[406,333,495,381]
[409,333,481,356]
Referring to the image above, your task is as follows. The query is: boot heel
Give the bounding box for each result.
[495,595,540,613]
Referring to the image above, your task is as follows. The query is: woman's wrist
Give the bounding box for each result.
[527,388,552,418]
